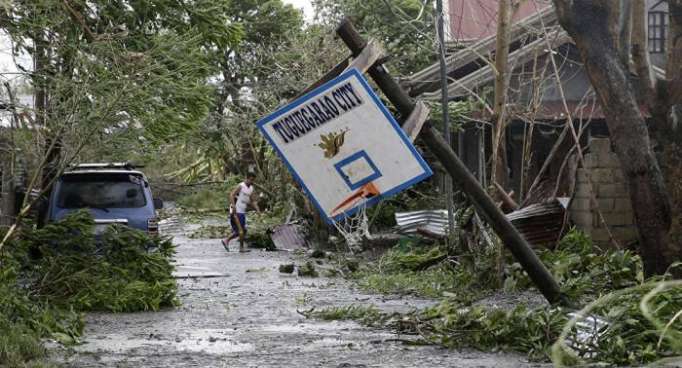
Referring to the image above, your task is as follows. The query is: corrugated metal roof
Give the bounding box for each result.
[447,0,552,42]
[421,31,571,101]
[396,198,568,247]
[395,210,449,237]
[405,5,558,97]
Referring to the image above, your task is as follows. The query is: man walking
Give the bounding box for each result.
[222,173,260,252]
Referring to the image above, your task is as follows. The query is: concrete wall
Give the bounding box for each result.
[569,138,639,246]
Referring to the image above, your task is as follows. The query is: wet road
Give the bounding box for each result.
[56,216,543,367]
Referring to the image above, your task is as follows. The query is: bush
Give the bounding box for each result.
[176,181,237,211]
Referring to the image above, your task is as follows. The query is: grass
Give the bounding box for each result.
[351,241,496,301]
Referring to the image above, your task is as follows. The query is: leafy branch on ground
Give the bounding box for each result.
[310,228,682,365]
[0,211,177,366]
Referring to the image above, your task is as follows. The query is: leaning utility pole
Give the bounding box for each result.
[336,18,570,307]
[435,0,455,236]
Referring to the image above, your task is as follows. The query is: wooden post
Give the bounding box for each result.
[336,18,570,307]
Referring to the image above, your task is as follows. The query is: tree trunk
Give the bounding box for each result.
[614,0,633,66]
[666,1,682,130]
[553,0,677,276]
[667,1,682,83]
[631,0,655,105]
[491,0,513,190]
[0,137,15,227]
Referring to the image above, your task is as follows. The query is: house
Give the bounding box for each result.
[405,0,670,247]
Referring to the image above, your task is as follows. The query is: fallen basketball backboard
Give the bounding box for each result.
[257,68,432,223]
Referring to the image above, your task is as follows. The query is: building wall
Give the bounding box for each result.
[445,0,551,42]
[569,138,639,246]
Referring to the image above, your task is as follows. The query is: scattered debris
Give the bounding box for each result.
[309,249,326,258]
[247,232,277,251]
[395,210,448,237]
[279,264,295,274]
[297,262,319,277]
[189,224,228,239]
[270,223,307,250]
[396,198,569,248]
[344,259,359,273]
[505,198,569,248]
[245,267,269,273]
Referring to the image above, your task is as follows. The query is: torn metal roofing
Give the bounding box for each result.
[404,6,558,97]
[506,199,568,247]
[396,198,569,247]
[421,30,571,101]
[270,223,307,250]
[395,209,449,237]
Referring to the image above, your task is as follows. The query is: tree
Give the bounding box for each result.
[0,0,244,229]
[551,0,679,276]
[1,1,243,143]
[177,0,304,180]
[490,0,517,191]
[313,0,435,75]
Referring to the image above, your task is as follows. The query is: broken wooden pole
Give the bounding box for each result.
[494,182,519,212]
[336,17,570,307]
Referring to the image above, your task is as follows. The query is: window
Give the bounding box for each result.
[649,11,668,53]
[57,173,147,209]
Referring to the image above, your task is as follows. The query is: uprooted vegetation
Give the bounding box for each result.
[0,211,177,366]
[312,228,682,365]
[188,223,277,250]
[187,210,285,251]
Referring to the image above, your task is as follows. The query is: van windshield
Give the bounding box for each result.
[57,173,147,209]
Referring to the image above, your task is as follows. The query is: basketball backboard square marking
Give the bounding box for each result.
[334,150,382,190]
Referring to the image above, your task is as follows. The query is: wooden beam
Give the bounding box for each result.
[494,182,519,212]
[345,39,385,74]
[402,100,430,142]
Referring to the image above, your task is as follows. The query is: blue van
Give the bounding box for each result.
[46,163,163,235]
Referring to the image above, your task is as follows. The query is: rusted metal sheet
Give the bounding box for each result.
[270,223,307,250]
[506,199,568,248]
[396,198,568,247]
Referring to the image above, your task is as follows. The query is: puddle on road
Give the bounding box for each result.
[175,338,255,355]
[76,330,255,356]
[257,322,353,334]
[300,337,355,351]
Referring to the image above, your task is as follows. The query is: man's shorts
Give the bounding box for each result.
[230,213,247,236]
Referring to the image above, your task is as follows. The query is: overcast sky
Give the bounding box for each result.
[283,0,315,21]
